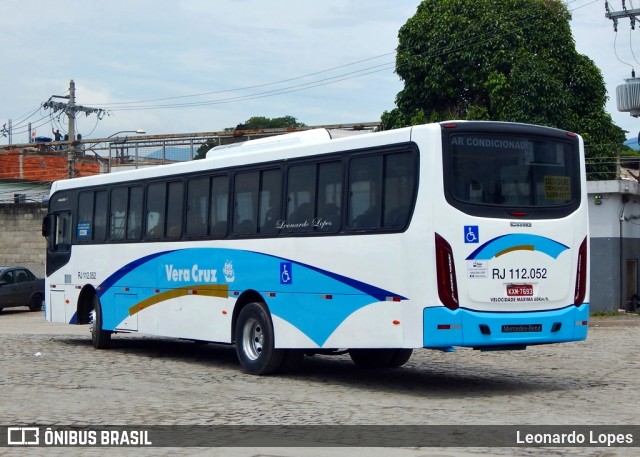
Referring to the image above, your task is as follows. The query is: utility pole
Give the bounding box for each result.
[43,79,107,178]
[68,80,76,179]
[605,1,640,31]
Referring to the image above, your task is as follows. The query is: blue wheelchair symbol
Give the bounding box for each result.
[280,262,292,284]
[464,226,479,243]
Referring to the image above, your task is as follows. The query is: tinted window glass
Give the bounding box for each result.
[187,178,209,237]
[110,187,127,240]
[233,172,259,235]
[382,152,414,229]
[317,161,342,232]
[77,192,93,241]
[210,176,229,237]
[128,187,143,240]
[147,183,166,239]
[286,164,315,232]
[94,191,107,241]
[349,155,383,229]
[259,169,281,234]
[166,182,184,238]
[449,134,577,207]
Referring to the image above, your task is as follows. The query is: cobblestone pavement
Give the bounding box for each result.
[0,309,638,457]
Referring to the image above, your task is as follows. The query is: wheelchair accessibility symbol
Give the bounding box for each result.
[464,225,479,243]
[280,262,293,284]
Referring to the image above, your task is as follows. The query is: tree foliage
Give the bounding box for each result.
[381,0,626,179]
[227,115,307,131]
[194,115,307,159]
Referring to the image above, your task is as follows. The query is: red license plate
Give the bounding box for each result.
[506,284,533,297]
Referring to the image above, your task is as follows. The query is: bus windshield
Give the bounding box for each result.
[446,132,580,214]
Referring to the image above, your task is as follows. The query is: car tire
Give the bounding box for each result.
[28,294,43,312]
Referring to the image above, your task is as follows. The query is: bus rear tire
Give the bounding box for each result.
[235,302,284,375]
[387,349,413,368]
[91,296,112,349]
[348,349,395,368]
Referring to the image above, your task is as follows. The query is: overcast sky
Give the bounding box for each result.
[1,0,639,144]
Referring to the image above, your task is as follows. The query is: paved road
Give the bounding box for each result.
[0,309,638,456]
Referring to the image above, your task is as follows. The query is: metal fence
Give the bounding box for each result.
[1,122,381,174]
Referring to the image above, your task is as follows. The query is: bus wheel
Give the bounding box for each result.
[91,296,112,349]
[348,349,395,368]
[387,349,413,368]
[235,302,284,375]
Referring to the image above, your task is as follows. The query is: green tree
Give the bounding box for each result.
[228,115,307,130]
[194,116,308,159]
[382,0,626,179]
[194,138,219,160]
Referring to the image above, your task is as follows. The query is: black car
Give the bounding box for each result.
[0,266,44,312]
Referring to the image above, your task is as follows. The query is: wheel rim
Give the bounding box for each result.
[242,317,264,361]
[89,309,96,335]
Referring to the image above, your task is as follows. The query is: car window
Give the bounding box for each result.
[15,269,29,283]
[1,271,15,284]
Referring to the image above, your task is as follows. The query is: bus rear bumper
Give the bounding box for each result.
[423,304,589,349]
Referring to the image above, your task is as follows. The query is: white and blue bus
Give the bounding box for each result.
[42,121,589,374]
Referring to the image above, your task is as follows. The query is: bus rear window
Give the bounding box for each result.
[447,134,579,209]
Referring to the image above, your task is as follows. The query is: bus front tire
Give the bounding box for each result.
[235,302,283,375]
[91,296,112,349]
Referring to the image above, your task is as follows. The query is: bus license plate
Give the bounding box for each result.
[506,284,533,297]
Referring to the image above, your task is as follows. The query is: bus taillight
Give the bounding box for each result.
[574,237,588,306]
[435,233,459,310]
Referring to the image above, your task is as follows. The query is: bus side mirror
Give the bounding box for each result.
[42,214,52,237]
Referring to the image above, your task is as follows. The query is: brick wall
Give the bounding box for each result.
[0,151,101,181]
[0,203,47,277]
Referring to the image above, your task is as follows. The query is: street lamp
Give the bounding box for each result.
[107,129,146,172]
[108,129,146,139]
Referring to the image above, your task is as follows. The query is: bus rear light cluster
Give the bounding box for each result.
[435,233,459,310]
[437,324,461,330]
[574,237,587,306]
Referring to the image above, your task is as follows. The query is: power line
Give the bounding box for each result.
[85,1,590,113]
[1,0,611,123]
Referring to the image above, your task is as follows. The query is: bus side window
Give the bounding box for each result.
[94,191,107,242]
[287,164,315,232]
[210,176,229,237]
[258,169,281,234]
[187,177,209,237]
[382,152,414,229]
[110,187,127,241]
[349,155,383,229]
[127,187,143,240]
[233,172,258,235]
[54,211,72,251]
[77,191,93,242]
[317,161,342,232]
[146,183,166,239]
[166,181,184,238]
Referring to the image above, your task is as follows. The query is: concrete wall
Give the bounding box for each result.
[588,180,640,311]
[0,203,47,278]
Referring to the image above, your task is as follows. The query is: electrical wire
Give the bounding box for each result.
[0,1,619,122]
[90,2,587,113]
[613,29,635,73]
